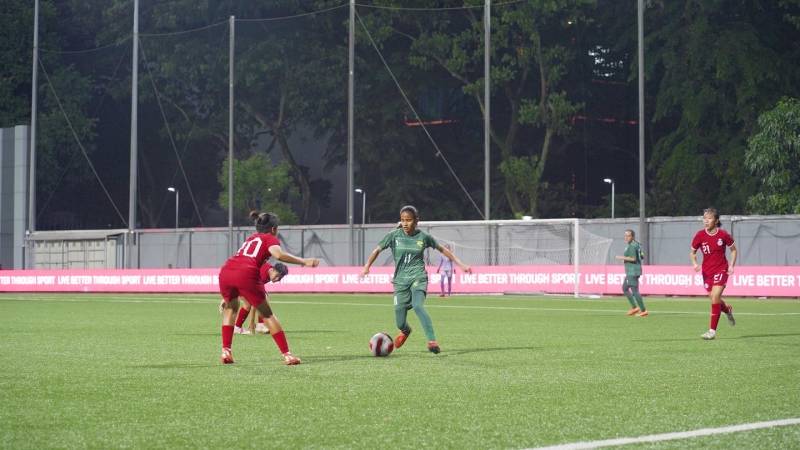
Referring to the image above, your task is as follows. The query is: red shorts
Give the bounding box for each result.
[218,266,265,307]
[702,270,728,292]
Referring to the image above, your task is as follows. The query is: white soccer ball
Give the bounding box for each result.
[369,332,394,357]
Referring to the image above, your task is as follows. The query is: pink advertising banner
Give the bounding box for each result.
[0,266,798,297]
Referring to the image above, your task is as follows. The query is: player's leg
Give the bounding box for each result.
[234,301,252,334]
[219,297,239,364]
[717,285,735,326]
[446,273,452,296]
[255,313,270,334]
[217,271,240,364]
[393,288,413,349]
[704,287,722,339]
[703,270,731,339]
[410,287,440,354]
[439,274,446,297]
[622,278,639,315]
[251,294,300,365]
[702,273,723,339]
[629,276,647,316]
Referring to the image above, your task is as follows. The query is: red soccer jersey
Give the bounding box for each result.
[691,228,734,274]
[223,232,281,272]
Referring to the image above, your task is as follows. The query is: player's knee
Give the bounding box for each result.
[222,298,239,311]
[256,303,273,319]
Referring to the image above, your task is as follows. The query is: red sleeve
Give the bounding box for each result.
[690,231,701,250]
[265,235,281,261]
[723,230,735,247]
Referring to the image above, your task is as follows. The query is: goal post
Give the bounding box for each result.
[421,219,613,297]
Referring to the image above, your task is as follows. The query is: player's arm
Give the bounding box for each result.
[728,242,737,274]
[615,255,634,262]
[437,244,471,273]
[268,245,319,267]
[689,247,701,272]
[361,246,383,277]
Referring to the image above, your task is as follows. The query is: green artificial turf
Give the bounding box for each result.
[0,293,798,449]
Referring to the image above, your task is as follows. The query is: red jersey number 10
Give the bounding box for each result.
[237,237,263,258]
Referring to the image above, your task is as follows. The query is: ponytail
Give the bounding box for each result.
[250,210,279,233]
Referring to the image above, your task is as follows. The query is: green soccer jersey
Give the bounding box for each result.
[378,228,439,287]
[624,241,643,277]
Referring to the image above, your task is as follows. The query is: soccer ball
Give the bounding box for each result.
[369,332,394,357]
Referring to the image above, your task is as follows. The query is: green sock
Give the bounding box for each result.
[624,290,637,308]
[411,290,436,341]
[631,286,646,311]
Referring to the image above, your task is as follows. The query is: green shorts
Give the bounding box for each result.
[624,275,640,287]
[393,279,428,307]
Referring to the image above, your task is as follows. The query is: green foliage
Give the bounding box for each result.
[498,155,539,216]
[646,1,797,215]
[745,97,800,214]
[0,0,95,192]
[6,0,800,225]
[0,0,34,127]
[218,154,299,224]
[367,0,594,218]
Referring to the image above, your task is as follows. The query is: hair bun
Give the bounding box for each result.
[249,210,260,221]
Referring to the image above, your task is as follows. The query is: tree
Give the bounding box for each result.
[124,1,348,225]
[1,0,113,229]
[0,0,36,127]
[645,1,800,215]
[363,0,593,218]
[745,97,800,214]
[218,154,298,224]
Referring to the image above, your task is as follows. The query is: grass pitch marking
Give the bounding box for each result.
[529,417,800,449]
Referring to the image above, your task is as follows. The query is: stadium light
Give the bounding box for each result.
[603,178,615,219]
[354,188,366,225]
[167,187,179,228]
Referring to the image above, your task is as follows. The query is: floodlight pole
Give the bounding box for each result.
[483,0,491,221]
[27,0,40,269]
[637,0,648,258]
[228,15,235,254]
[355,188,365,265]
[127,0,139,269]
[347,0,355,265]
[168,187,179,229]
[603,178,615,219]
[355,189,366,225]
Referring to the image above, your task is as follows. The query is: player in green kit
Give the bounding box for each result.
[615,229,647,317]
[362,205,472,354]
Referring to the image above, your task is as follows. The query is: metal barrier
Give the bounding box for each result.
[25,215,800,269]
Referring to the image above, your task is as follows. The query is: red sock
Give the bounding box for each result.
[258,316,265,324]
[222,325,234,349]
[271,331,290,354]
[719,301,729,314]
[234,308,249,328]
[710,304,722,330]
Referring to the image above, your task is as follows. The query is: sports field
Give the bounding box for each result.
[1,292,798,449]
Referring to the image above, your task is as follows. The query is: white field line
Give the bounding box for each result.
[527,417,800,450]
[0,295,799,316]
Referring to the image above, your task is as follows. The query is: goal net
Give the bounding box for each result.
[421,219,613,297]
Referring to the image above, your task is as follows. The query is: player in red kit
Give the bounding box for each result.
[690,207,738,340]
[232,262,288,335]
[218,211,319,365]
